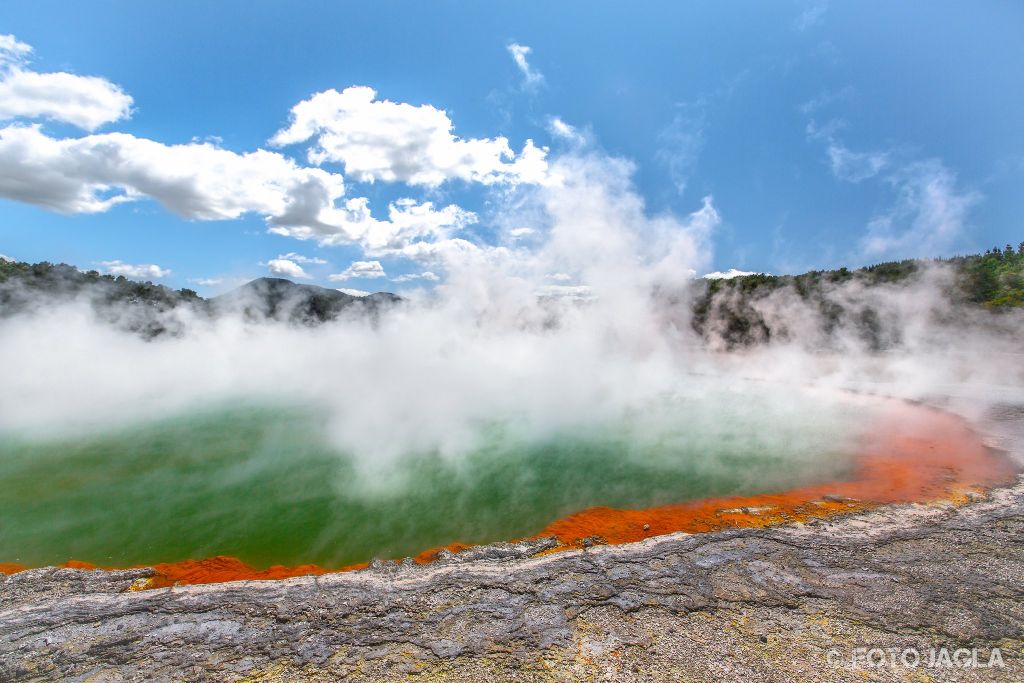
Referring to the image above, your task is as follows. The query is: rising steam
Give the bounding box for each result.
[3,148,1022,568]
[0,149,1021,461]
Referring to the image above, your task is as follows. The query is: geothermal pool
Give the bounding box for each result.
[0,389,1015,579]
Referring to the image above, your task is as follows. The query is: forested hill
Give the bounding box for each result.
[0,260,201,311]
[691,243,1024,349]
[2,246,1022,346]
[0,259,399,335]
[698,242,1024,309]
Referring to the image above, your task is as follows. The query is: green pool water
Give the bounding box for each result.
[0,396,864,569]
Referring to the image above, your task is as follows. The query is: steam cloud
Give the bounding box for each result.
[1,148,1021,471]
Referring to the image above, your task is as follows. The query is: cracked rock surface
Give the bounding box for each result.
[2,409,1023,682]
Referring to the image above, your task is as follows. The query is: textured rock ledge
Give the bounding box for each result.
[2,409,1023,682]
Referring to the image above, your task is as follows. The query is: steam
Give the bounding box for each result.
[1,148,1021,468]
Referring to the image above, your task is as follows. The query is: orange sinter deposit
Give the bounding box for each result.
[538,402,1018,548]
[1,402,1017,587]
[134,541,480,587]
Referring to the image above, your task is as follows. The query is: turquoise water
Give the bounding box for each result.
[0,398,861,568]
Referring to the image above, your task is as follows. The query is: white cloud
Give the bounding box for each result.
[270,86,548,187]
[277,251,326,265]
[547,117,585,145]
[861,160,981,259]
[0,123,480,262]
[509,226,535,238]
[703,268,760,279]
[827,143,888,182]
[0,124,347,220]
[384,236,488,266]
[336,287,370,297]
[507,43,544,90]
[537,284,593,300]
[269,196,477,259]
[0,35,132,130]
[0,36,32,66]
[329,260,386,281]
[99,260,171,279]
[391,271,440,283]
[188,277,223,287]
[264,258,311,279]
[0,253,13,262]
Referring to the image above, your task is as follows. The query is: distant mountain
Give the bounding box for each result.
[212,277,401,324]
[0,259,401,336]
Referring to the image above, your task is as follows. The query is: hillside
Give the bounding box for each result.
[212,277,401,325]
[3,246,1022,345]
[0,259,201,311]
[691,243,1024,349]
[0,259,400,335]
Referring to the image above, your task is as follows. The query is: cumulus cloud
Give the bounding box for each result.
[0,123,481,263]
[0,49,720,283]
[0,124,347,219]
[507,43,544,90]
[188,277,223,287]
[0,35,132,131]
[390,237,493,267]
[861,160,981,259]
[277,252,326,265]
[703,268,761,279]
[336,287,370,297]
[391,271,440,283]
[0,49,541,269]
[537,284,593,300]
[0,253,14,262]
[99,260,171,279]
[269,196,477,259]
[264,258,311,279]
[270,86,548,187]
[329,260,386,281]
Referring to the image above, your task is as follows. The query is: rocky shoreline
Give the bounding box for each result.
[2,405,1023,682]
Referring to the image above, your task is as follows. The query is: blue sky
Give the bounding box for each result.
[1,1,1022,293]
